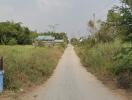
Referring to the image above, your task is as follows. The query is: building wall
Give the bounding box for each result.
[33,41,55,47]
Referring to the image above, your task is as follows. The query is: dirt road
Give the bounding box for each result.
[19,44,126,100]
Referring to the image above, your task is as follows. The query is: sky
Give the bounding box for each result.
[0,0,121,38]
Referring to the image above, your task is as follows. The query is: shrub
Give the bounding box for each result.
[76,39,132,89]
[113,46,132,88]
[8,38,17,45]
[77,40,121,75]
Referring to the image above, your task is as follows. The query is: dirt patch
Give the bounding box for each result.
[102,79,132,100]
[91,72,132,100]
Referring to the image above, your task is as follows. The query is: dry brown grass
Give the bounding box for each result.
[0,45,64,91]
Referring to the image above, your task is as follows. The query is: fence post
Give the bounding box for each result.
[0,57,4,93]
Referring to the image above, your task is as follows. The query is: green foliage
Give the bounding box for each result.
[0,45,64,90]
[79,37,97,48]
[76,39,132,89]
[8,38,17,45]
[75,0,132,89]
[95,22,116,42]
[122,0,132,7]
[59,43,67,48]
[0,21,37,45]
[77,40,121,75]
[105,1,132,42]
[40,32,68,43]
[113,46,132,88]
[70,38,79,46]
[113,46,132,75]
[88,0,132,43]
[87,10,120,43]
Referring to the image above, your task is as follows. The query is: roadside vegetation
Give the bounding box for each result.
[0,21,68,91]
[0,21,68,45]
[72,0,132,89]
[0,21,37,45]
[0,45,65,91]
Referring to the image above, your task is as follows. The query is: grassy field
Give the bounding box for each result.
[75,40,132,89]
[0,45,65,91]
[75,40,120,76]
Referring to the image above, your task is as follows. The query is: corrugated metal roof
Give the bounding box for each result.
[35,36,55,41]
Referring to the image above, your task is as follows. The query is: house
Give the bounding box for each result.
[33,36,55,47]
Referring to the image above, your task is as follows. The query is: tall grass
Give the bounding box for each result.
[0,45,64,91]
[76,41,121,80]
[76,39,132,89]
[77,40,120,74]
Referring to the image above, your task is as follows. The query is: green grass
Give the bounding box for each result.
[75,39,132,89]
[0,45,64,91]
[76,41,121,80]
[76,40,120,75]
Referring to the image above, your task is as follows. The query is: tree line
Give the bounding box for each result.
[40,32,68,43]
[87,0,132,43]
[0,21,68,45]
[0,21,38,45]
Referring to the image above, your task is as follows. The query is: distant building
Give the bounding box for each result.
[54,40,64,44]
[33,36,55,47]
[33,36,64,47]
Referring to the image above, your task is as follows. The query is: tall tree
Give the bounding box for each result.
[0,21,37,45]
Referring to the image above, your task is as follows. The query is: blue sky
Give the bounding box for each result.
[0,0,121,37]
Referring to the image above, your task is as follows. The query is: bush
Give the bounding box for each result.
[0,21,37,45]
[71,38,79,46]
[77,40,121,76]
[113,46,132,88]
[76,39,132,89]
[8,38,17,45]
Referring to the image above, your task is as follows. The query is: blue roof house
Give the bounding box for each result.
[34,36,55,47]
[35,36,55,41]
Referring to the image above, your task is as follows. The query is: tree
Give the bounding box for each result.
[40,32,68,43]
[87,20,97,34]
[0,21,37,45]
[96,0,132,42]
[95,22,116,42]
[122,0,132,7]
[70,38,79,45]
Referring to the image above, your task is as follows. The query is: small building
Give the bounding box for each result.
[33,36,55,47]
[54,40,64,44]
